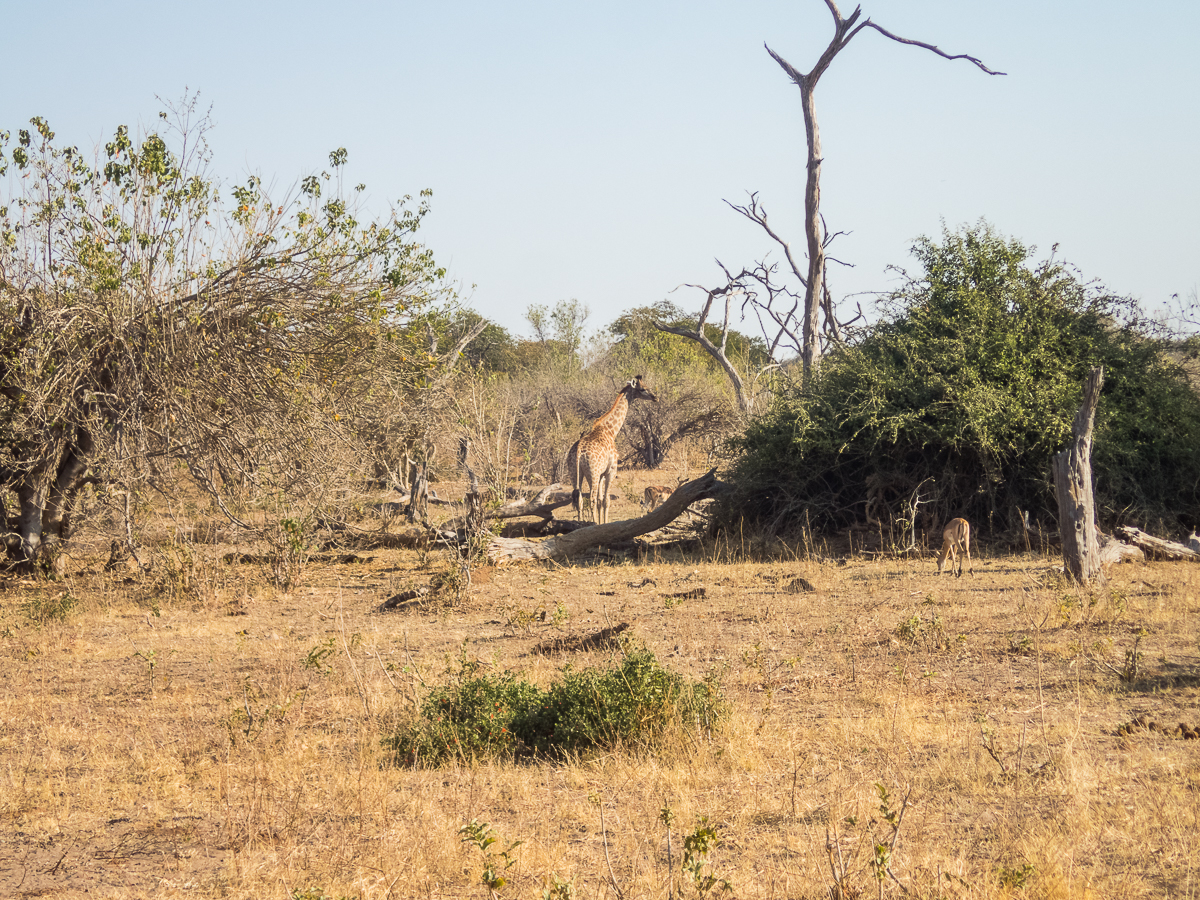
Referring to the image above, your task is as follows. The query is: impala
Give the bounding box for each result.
[937,518,973,577]
[643,484,673,512]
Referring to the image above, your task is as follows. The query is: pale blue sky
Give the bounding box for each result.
[5,1,1197,337]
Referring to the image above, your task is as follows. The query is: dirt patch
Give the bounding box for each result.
[3,488,1199,898]
[0,815,227,898]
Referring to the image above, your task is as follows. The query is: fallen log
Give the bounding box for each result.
[377,586,432,612]
[487,484,574,520]
[529,621,632,655]
[1098,532,1144,566]
[1114,526,1200,562]
[437,483,577,532]
[487,469,727,564]
[498,518,593,538]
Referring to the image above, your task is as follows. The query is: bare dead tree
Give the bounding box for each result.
[654,266,760,414]
[763,0,1004,382]
[657,4,1001,404]
[1053,367,1105,583]
[655,202,864,415]
[725,194,862,355]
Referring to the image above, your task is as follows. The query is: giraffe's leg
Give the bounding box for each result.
[573,475,588,525]
[580,474,591,522]
[606,469,615,524]
[568,443,584,520]
[598,465,615,524]
[592,460,604,523]
[596,471,606,524]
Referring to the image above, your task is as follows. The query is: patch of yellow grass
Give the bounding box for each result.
[2,541,1199,898]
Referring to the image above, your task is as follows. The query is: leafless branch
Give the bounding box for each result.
[860,21,1007,75]
[725,193,808,288]
[659,272,757,414]
[758,4,1001,383]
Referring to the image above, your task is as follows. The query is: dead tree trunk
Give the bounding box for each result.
[1053,366,1105,583]
[404,460,430,523]
[487,484,574,521]
[487,469,726,564]
[765,1,1003,383]
[654,279,755,415]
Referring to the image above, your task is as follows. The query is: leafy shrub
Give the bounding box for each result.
[720,223,1200,536]
[390,668,544,764]
[384,645,726,766]
[22,590,81,625]
[536,649,723,754]
[0,108,451,572]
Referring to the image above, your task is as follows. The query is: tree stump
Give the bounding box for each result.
[1053,366,1105,582]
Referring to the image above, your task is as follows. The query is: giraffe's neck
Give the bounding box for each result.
[588,389,629,442]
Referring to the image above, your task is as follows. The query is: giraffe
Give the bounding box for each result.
[567,375,658,524]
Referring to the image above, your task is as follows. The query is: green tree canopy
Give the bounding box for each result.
[721,224,1200,536]
[609,300,772,373]
[525,298,590,372]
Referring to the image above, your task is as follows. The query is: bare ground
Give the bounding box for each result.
[2,485,1199,899]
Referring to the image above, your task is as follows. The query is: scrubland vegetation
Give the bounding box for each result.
[2,516,1199,900]
[3,104,1200,899]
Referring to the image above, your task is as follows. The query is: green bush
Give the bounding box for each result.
[22,590,81,625]
[720,223,1200,536]
[385,667,541,765]
[384,645,726,766]
[540,649,723,753]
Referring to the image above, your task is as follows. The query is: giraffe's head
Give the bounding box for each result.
[624,375,658,403]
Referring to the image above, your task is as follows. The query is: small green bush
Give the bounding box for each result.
[538,649,722,754]
[22,590,81,625]
[384,645,726,766]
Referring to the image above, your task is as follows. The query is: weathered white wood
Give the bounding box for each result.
[1098,532,1145,565]
[1053,367,1105,582]
[1115,526,1200,562]
[765,7,1002,383]
[487,469,726,564]
[488,484,574,521]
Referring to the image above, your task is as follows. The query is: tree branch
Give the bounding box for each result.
[658,275,756,414]
[725,193,808,288]
[860,21,1007,76]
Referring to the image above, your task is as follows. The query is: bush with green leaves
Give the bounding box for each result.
[21,590,81,625]
[720,223,1200,536]
[384,645,726,766]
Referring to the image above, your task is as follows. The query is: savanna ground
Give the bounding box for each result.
[2,471,1199,900]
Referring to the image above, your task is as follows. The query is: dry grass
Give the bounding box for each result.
[2,479,1199,899]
